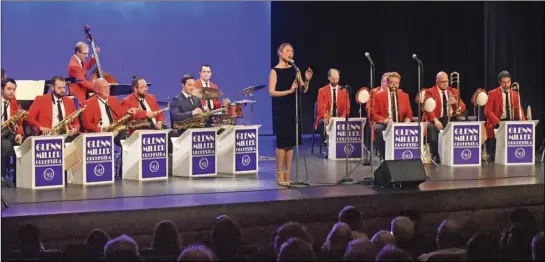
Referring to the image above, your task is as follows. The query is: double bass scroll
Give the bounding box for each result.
[84,25,118,84]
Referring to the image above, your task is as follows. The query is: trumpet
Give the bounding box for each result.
[323,104,331,145]
[511,82,522,120]
[450,72,465,118]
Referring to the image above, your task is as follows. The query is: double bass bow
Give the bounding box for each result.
[84,25,118,84]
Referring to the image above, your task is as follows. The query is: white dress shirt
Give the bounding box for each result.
[52,97,66,127]
[439,89,450,118]
[1,97,11,121]
[500,88,512,119]
[387,91,398,122]
[330,84,339,115]
[202,80,214,109]
[97,97,111,128]
[74,55,84,69]
[138,97,157,125]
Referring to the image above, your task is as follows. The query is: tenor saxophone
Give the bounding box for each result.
[173,108,226,130]
[323,104,331,145]
[127,98,170,129]
[1,109,28,136]
[46,105,87,136]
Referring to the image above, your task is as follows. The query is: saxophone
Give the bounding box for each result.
[127,98,170,129]
[173,108,226,130]
[2,109,28,136]
[46,105,87,136]
[421,123,433,165]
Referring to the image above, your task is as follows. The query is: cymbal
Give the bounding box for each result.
[194,87,223,100]
[237,85,266,95]
[234,99,256,104]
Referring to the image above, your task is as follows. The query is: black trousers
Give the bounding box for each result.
[426,117,451,159]
[1,133,16,182]
[374,123,387,159]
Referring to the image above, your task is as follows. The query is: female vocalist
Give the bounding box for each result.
[269,43,313,186]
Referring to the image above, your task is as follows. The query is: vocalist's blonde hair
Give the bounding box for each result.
[277,43,293,57]
[388,72,401,81]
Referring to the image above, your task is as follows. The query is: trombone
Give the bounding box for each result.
[449,72,464,119]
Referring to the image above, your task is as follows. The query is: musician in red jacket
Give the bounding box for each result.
[371,72,413,159]
[26,76,81,142]
[194,64,223,110]
[120,77,166,131]
[82,78,137,179]
[1,78,24,186]
[484,71,526,161]
[315,69,350,142]
[67,42,98,104]
[366,72,390,115]
[424,72,467,162]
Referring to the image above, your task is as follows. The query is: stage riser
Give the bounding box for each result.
[2,184,543,252]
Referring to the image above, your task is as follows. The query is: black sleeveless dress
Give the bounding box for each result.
[271,67,302,148]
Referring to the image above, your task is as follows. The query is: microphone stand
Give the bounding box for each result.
[338,85,353,184]
[363,61,375,166]
[291,65,309,187]
[415,59,424,164]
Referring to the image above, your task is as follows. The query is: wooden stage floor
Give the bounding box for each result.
[1,135,543,218]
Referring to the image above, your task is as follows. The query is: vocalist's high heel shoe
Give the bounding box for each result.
[276,171,287,186]
[283,171,291,185]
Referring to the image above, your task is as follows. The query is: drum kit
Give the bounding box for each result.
[196,84,266,127]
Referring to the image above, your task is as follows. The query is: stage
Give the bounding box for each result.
[1,135,544,251]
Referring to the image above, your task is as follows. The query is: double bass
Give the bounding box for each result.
[84,25,118,84]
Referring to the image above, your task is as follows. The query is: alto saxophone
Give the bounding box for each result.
[421,123,433,165]
[2,109,28,136]
[127,98,170,129]
[46,105,87,136]
[173,108,226,130]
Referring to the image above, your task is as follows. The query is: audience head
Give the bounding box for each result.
[509,208,537,232]
[371,230,396,250]
[177,245,217,261]
[390,216,415,242]
[466,232,501,261]
[506,223,534,260]
[104,234,139,261]
[343,239,378,261]
[210,215,241,260]
[151,220,181,252]
[63,243,95,261]
[277,237,316,261]
[376,244,413,261]
[436,219,463,249]
[321,222,353,259]
[274,222,313,254]
[85,229,110,257]
[338,205,363,232]
[532,231,544,261]
[399,209,422,230]
[17,222,43,254]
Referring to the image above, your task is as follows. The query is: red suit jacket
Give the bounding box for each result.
[314,85,350,129]
[82,95,126,132]
[67,55,96,104]
[484,86,526,138]
[423,85,467,122]
[121,93,165,123]
[194,79,222,109]
[26,93,80,133]
[3,98,25,137]
[371,89,413,140]
[366,86,387,120]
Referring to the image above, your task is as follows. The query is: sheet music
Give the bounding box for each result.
[15,80,46,100]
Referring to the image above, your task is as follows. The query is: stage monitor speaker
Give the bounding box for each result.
[374,159,427,189]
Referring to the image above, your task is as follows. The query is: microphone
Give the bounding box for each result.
[365,52,375,66]
[288,59,300,71]
[412,54,422,64]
